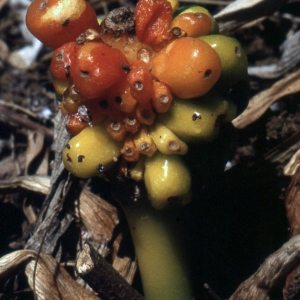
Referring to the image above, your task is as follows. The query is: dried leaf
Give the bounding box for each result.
[284,149,300,176]
[76,243,143,300]
[0,151,25,178]
[0,175,50,194]
[25,130,45,175]
[0,0,8,11]
[0,39,9,61]
[230,235,300,300]
[76,189,119,244]
[264,131,300,167]
[232,70,300,129]
[0,175,118,243]
[36,147,49,175]
[0,250,100,300]
[112,255,137,284]
[214,0,287,21]
[25,171,72,254]
[248,31,300,79]
[285,167,300,236]
[0,174,136,283]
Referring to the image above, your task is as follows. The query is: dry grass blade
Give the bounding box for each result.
[284,149,300,176]
[215,0,288,34]
[0,175,119,244]
[214,0,287,21]
[0,250,100,300]
[230,235,300,300]
[0,175,50,194]
[232,70,300,129]
[248,30,300,79]
[0,175,135,281]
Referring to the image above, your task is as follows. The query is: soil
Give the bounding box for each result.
[1,0,300,299]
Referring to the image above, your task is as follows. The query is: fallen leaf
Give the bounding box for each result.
[232,70,300,129]
[230,235,300,300]
[214,0,287,21]
[284,149,300,176]
[0,250,100,300]
[25,131,45,175]
[248,30,300,79]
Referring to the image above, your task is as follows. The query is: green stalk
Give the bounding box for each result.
[122,197,194,300]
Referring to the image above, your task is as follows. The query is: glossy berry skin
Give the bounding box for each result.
[127,60,153,103]
[135,0,173,45]
[26,0,101,49]
[158,93,237,143]
[64,113,88,136]
[170,12,212,38]
[144,152,191,210]
[174,6,219,34]
[50,42,79,80]
[198,35,248,90]
[62,124,122,178]
[151,37,222,99]
[70,42,129,99]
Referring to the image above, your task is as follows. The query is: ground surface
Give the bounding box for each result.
[0,0,300,299]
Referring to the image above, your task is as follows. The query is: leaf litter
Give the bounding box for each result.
[1,0,300,299]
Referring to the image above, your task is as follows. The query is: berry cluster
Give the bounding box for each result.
[26,0,248,209]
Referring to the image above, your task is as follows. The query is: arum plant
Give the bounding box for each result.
[25,0,249,298]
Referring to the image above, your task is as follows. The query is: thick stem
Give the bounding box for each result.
[122,197,194,300]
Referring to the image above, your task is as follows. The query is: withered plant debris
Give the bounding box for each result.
[1,0,300,299]
[76,242,144,300]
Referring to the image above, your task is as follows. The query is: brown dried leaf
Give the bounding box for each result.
[0,250,100,300]
[0,151,25,178]
[36,147,49,175]
[76,243,143,300]
[0,39,9,61]
[0,175,118,243]
[112,255,137,284]
[0,175,135,283]
[214,0,287,21]
[264,131,300,167]
[25,131,45,175]
[76,189,119,244]
[248,31,300,79]
[0,175,50,194]
[284,149,300,176]
[233,70,300,129]
[230,235,300,300]
[0,0,8,11]
[285,167,300,236]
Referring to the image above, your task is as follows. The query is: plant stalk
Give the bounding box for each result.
[122,197,194,300]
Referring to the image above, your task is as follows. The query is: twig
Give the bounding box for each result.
[0,105,53,142]
[230,235,300,300]
[76,242,145,300]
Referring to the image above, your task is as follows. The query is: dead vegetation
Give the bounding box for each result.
[1,0,300,299]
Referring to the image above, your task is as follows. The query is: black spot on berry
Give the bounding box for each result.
[62,18,70,27]
[204,69,212,78]
[192,112,201,121]
[77,155,85,162]
[66,153,72,163]
[121,62,131,73]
